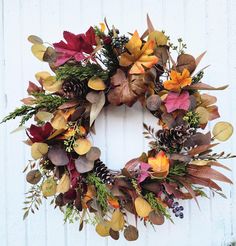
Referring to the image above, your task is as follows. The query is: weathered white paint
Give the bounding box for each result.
[0,0,236,245]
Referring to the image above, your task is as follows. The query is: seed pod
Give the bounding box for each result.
[26,170,42,184]
[41,178,57,197]
[146,95,162,111]
[176,54,196,74]
[148,210,165,225]
[123,225,139,241]
[109,228,119,240]
[134,196,152,218]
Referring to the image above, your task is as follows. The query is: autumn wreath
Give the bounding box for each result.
[2,16,235,241]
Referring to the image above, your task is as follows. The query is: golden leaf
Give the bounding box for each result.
[41,178,57,197]
[31,44,47,61]
[35,71,51,82]
[43,76,63,92]
[31,142,48,160]
[213,121,233,141]
[134,196,152,218]
[110,209,125,231]
[73,138,92,155]
[195,106,209,124]
[28,35,43,44]
[95,221,111,237]
[148,31,168,46]
[88,78,106,90]
[119,31,158,74]
[51,111,67,130]
[56,173,70,193]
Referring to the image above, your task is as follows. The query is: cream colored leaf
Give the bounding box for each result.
[43,76,63,92]
[195,106,209,124]
[95,221,111,237]
[56,173,70,193]
[28,35,43,44]
[51,111,67,130]
[36,111,54,122]
[31,44,47,61]
[31,142,48,160]
[90,91,105,126]
[213,121,233,141]
[190,160,209,166]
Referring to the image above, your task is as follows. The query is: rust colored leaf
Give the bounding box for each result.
[186,82,228,91]
[188,143,218,156]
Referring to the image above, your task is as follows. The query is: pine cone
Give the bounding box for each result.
[62,78,88,99]
[93,159,114,185]
[157,125,195,151]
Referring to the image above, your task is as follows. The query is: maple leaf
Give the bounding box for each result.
[164,91,190,113]
[163,69,192,92]
[53,27,97,66]
[107,69,149,106]
[119,31,158,74]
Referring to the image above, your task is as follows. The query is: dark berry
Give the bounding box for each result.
[179,212,184,219]
[179,206,184,211]
[173,202,179,208]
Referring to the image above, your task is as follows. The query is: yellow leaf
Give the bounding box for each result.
[35,71,51,82]
[134,197,152,218]
[95,221,111,237]
[88,78,106,90]
[110,209,125,231]
[73,138,92,155]
[191,160,209,166]
[119,31,158,74]
[56,173,70,193]
[31,142,48,160]
[99,23,106,32]
[51,111,67,130]
[195,106,209,124]
[43,76,63,92]
[36,111,54,122]
[31,44,47,61]
[41,178,57,197]
[148,31,168,46]
[213,121,233,141]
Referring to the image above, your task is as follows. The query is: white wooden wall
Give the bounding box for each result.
[0,0,236,245]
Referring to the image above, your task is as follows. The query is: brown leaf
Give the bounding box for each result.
[154,46,169,66]
[109,228,119,240]
[43,47,57,63]
[195,51,207,67]
[48,145,69,166]
[124,225,139,241]
[90,91,105,126]
[147,14,155,33]
[186,82,228,91]
[176,54,196,74]
[187,165,232,184]
[58,100,79,109]
[75,156,94,173]
[86,147,101,161]
[188,143,218,156]
[27,81,41,94]
[107,69,149,107]
[26,170,41,184]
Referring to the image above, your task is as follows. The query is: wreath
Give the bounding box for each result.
[2,16,235,241]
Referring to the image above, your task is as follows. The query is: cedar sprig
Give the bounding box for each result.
[144,192,172,221]
[1,93,67,125]
[56,63,108,82]
[87,173,111,212]
[23,184,42,220]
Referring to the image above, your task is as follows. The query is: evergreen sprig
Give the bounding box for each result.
[56,63,108,81]
[1,93,67,125]
[87,173,111,212]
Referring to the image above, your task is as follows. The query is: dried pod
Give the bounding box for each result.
[148,210,165,225]
[176,54,196,74]
[146,94,162,111]
[41,178,57,197]
[95,221,111,237]
[134,196,152,218]
[26,170,42,184]
[55,193,65,207]
[123,225,139,241]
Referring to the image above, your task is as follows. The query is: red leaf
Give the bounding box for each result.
[27,81,41,94]
[27,122,53,142]
[164,91,190,113]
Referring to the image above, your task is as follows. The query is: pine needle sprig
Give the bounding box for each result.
[56,63,109,81]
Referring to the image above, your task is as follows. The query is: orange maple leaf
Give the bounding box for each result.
[163,68,192,92]
[119,31,158,74]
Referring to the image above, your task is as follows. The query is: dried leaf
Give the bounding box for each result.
[56,173,70,193]
[195,106,209,124]
[176,54,196,74]
[212,121,233,141]
[28,35,43,44]
[95,221,111,237]
[148,210,164,225]
[148,31,168,46]
[36,111,53,122]
[90,91,105,126]
[26,170,41,184]
[31,44,47,61]
[43,76,63,92]
[147,14,155,32]
[75,156,94,173]
[188,143,218,156]
[43,47,57,63]
[31,142,48,160]
[35,71,51,82]
[73,138,92,155]
[48,145,69,166]
[88,78,106,91]
[110,209,125,231]
[146,94,161,111]
[86,147,101,161]
[124,225,139,241]
[109,228,119,240]
[41,178,57,197]
[51,111,67,130]
[186,82,228,91]
[134,196,152,218]
[86,91,101,104]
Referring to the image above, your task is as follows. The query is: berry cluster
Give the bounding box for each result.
[172,202,184,219]
[111,35,129,49]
